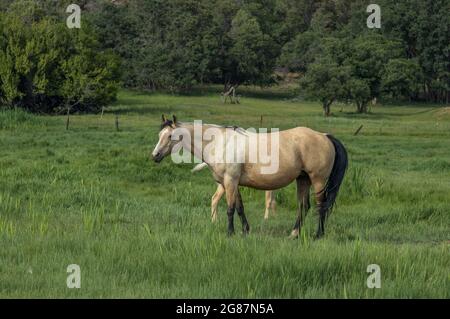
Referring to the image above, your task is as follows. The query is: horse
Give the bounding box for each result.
[151,115,348,238]
[192,162,276,221]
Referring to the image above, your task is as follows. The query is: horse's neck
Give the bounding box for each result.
[179,123,231,164]
[178,123,210,161]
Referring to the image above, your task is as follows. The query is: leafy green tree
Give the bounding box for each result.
[277,0,318,39]
[87,1,281,92]
[225,9,276,88]
[278,31,319,73]
[88,1,141,87]
[381,59,423,100]
[61,29,121,112]
[371,0,449,102]
[414,0,450,103]
[348,78,371,113]
[300,58,350,116]
[0,0,121,113]
[89,0,222,92]
[344,35,402,112]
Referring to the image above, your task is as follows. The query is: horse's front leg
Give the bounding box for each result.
[224,177,238,236]
[236,190,250,235]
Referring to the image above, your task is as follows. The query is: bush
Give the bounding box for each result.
[0,1,121,113]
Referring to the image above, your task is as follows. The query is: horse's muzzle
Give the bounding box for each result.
[152,153,163,163]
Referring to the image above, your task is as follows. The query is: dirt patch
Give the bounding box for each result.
[434,106,450,119]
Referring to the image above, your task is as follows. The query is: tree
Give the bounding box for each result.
[348,78,371,113]
[87,1,281,92]
[225,9,277,89]
[278,31,319,73]
[0,1,121,113]
[300,58,350,116]
[381,59,423,100]
[4,0,446,104]
[361,0,449,103]
[344,34,402,112]
[414,0,450,103]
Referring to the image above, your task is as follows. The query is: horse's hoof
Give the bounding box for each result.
[289,229,299,240]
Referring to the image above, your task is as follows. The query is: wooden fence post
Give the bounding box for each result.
[66,107,70,131]
[354,125,363,136]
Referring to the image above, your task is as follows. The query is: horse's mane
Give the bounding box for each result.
[177,122,249,136]
[160,119,174,130]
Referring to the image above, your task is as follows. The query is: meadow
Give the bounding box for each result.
[0,87,449,298]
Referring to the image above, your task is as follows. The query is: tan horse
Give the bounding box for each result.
[152,115,348,238]
[192,162,276,221]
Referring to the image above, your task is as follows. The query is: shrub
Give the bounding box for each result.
[0,1,121,113]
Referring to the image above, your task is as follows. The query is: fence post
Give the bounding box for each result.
[354,125,363,136]
[66,107,70,130]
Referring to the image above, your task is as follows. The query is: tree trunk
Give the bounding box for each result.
[356,102,368,113]
[356,102,362,113]
[22,77,35,111]
[323,103,331,117]
[66,105,70,130]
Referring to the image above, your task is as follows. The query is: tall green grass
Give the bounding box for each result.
[0,89,448,298]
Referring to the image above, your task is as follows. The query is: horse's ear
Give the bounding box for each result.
[161,114,166,123]
[172,115,177,125]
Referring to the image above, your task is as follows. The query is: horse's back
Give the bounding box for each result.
[284,127,335,179]
[239,127,335,189]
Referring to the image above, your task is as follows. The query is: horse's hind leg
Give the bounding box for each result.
[264,191,276,219]
[211,183,225,223]
[269,192,276,216]
[236,190,250,234]
[290,175,311,239]
[310,176,327,239]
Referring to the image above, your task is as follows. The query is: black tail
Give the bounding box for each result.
[322,135,348,215]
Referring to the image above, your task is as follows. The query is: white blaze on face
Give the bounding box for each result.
[152,127,172,158]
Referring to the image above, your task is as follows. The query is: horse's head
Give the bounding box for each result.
[151,114,178,163]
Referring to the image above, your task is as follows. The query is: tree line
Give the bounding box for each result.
[0,0,121,113]
[0,0,448,114]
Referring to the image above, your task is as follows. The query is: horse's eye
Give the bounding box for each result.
[169,135,172,140]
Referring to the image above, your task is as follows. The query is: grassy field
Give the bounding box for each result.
[0,87,449,298]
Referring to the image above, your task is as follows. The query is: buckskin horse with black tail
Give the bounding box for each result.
[151,115,348,239]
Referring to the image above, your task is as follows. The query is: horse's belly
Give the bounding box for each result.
[239,167,300,190]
